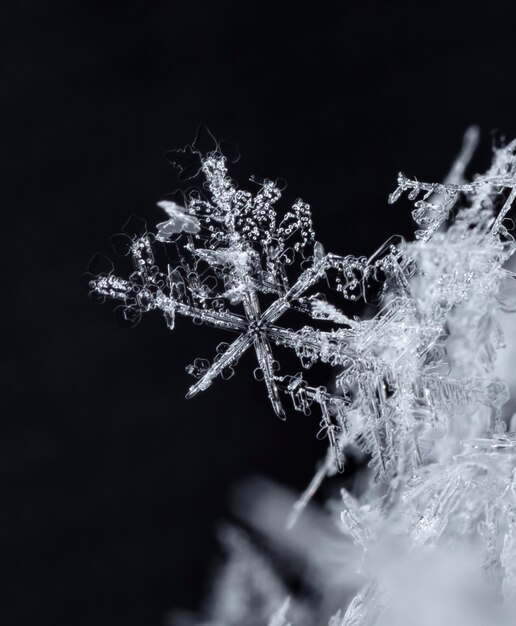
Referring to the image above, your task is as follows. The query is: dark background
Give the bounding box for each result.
[4,1,516,624]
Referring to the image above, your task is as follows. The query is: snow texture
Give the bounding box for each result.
[89,126,516,625]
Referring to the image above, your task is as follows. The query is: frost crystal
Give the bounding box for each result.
[89,126,516,625]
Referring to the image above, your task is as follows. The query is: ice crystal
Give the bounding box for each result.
[89,126,516,625]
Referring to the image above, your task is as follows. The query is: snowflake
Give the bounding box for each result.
[87,126,516,483]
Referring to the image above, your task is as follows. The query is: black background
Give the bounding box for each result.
[4,2,516,625]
